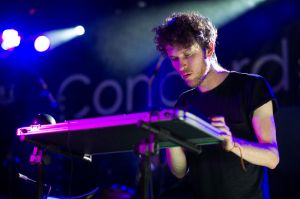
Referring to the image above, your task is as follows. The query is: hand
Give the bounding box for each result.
[210,116,235,151]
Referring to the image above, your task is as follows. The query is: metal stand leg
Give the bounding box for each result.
[30,146,44,199]
[136,133,158,199]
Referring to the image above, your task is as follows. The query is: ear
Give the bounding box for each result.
[205,42,215,58]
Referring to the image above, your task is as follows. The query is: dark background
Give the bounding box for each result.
[1,0,300,198]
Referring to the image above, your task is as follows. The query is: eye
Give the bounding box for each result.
[170,57,178,61]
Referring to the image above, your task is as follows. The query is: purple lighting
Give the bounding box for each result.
[1,29,21,50]
[34,35,50,52]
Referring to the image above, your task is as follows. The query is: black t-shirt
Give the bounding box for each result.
[175,71,277,199]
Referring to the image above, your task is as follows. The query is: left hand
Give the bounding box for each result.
[210,116,235,151]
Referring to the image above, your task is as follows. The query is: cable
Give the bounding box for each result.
[18,173,52,197]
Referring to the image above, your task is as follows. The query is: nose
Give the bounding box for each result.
[179,58,188,71]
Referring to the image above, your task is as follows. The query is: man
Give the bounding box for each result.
[153,12,279,199]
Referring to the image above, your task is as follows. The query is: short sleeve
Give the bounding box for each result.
[248,75,278,114]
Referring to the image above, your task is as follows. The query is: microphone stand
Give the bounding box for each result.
[136,55,164,199]
[147,55,164,110]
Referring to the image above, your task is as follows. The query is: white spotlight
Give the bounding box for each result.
[34,36,50,52]
[39,25,85,49]
[1,29,21,50]
[74,25,85,36]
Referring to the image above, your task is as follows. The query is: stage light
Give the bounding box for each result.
[34,36,50,52]
[1,29,21,50]
[39,25,85,50]
[74,25,85,36]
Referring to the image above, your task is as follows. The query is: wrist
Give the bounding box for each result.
[227,141,236,152]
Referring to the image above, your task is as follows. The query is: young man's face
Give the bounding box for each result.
[166,43,209,88]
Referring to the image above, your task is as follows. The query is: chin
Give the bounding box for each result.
[185,81,198,88]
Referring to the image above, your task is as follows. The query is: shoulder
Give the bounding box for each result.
[228,71,272,90]
[229,71,278,113]
[229,71,265,82]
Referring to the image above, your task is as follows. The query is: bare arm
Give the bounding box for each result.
[166,146,187,178]
[212,100,279,169]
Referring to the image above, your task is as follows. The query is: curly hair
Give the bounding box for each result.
[153,12,218,56]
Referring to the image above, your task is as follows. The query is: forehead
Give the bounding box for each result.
[165,43,201,56]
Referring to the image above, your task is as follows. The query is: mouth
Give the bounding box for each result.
[182,73,191,79]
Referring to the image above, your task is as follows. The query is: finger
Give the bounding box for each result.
[216,128,231,135]
[211,122,230,131]
[210,116,225,123]
[218,131,230,136]
[219,134,232,144]
[218,133,234,147]
[211,121,226,126]
[219,135,231,142]
[213,124,232,135]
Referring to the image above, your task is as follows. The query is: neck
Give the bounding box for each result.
[198,63,229,92]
